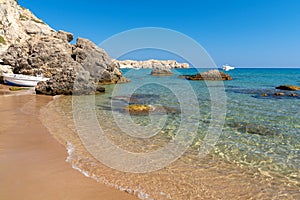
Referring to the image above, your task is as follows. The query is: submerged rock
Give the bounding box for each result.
[124,104,180,115]
[9,86,30,91]
[112,94,161,104]
[227,122,277,136]
[228,88,299,99]
[274,92,285,96]
[179,70,232,81]
[275,85,300,91]
[125,104,152,115]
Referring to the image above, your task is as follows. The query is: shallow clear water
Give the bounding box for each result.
[41,68,300,199]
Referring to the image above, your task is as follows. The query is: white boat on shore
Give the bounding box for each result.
[2,73,49,87]
[222,64,235,71]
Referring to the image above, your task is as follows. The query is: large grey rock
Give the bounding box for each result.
[2,36,74,75]
[72,37,130,84]
[2,35,129,95]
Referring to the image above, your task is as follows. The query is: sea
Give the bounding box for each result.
[39,68,300,199]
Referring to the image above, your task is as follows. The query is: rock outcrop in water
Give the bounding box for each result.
[0,0,129,95]
[115,59,189,69]
[275,85,300,91]
[124,104,179,115]
[179,69,232,81]
[150,65,174,76]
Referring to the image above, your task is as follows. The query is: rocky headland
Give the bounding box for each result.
[114,59,189,69]
[0,0,129,95]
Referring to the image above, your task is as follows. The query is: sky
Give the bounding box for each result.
[19,0,300,68]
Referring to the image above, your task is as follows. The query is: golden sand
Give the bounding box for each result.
[0,94,137,200]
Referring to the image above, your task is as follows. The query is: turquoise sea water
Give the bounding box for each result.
[48,68,300,199]
[119,68,300,179]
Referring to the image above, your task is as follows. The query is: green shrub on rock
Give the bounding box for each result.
[0,36,6,44]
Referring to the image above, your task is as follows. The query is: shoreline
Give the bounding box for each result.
[0,94,138,200]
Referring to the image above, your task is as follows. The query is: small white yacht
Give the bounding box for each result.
[222,64,235,71]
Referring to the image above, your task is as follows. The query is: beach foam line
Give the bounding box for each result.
[65,141,155,200]
[38,96,154,200]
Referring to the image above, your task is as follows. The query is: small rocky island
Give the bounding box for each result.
[0,0,128,95]
[179,69,232,81]
[115,59,189,69]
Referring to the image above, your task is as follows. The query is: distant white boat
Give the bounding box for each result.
[222,64,235,71]
[2,73,49,87]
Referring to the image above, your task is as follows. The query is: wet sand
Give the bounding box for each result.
[0,94,137,200]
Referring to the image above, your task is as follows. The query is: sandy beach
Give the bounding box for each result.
[0,0,299,199]
[0,93,137,200]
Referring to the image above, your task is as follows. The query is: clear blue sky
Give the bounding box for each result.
[19,0,300,68]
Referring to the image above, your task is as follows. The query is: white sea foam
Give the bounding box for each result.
[65,141,155,200]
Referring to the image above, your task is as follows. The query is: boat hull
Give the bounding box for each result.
[2,73,49,87]
[4,78,38,87]
[222,65,235,71]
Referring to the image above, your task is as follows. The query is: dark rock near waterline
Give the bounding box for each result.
[254,92,300,99]
[289,93,297,97]
[275,85,300,91]
[96,85,105,93]
[179,70,232,81]
[274,92,285,96]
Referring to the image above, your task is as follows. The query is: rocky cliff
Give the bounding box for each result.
[0,0,129,95]
[115,59,189,69]
[0,0,54,53]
